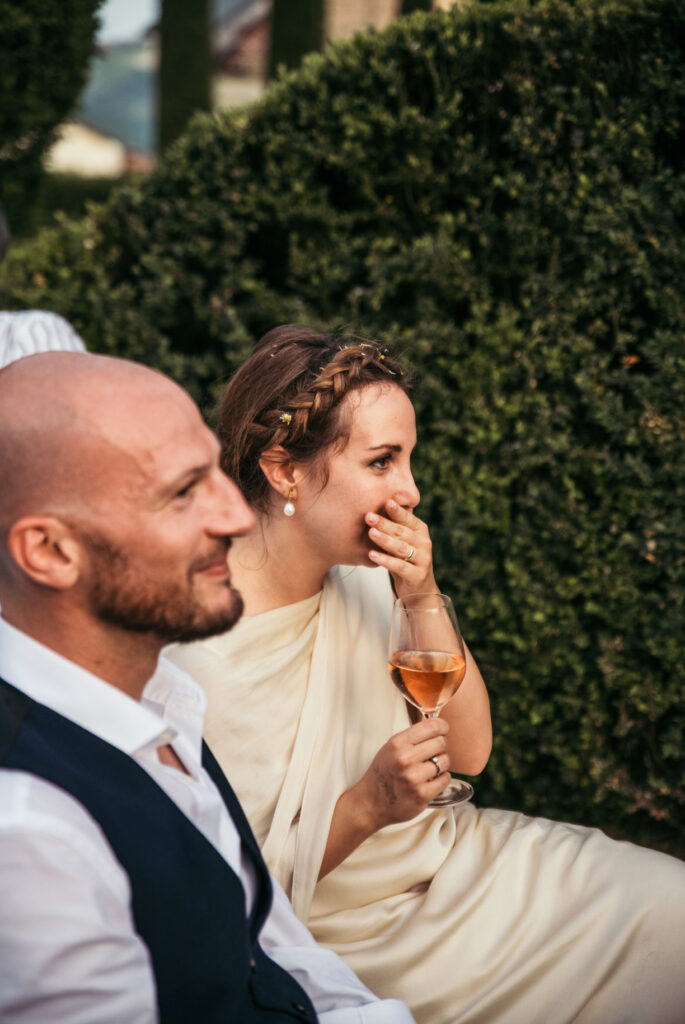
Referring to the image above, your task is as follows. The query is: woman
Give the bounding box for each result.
[167,325,685,1024]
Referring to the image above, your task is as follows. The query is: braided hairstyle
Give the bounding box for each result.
[217,324,411,514]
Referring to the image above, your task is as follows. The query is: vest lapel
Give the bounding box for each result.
[0,676,30,758]
[202,740,274,939]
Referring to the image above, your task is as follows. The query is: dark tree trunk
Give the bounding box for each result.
[158,0,211,153]
[401,0,433,13]
[268,0,324,80]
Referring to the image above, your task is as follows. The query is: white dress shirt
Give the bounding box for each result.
[0,616,414,1024]
[0,310,86,369]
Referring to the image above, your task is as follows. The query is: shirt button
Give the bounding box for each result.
[158,730,174,745]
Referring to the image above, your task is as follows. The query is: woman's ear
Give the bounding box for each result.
[258,447,300,498]
[7,516,82,591]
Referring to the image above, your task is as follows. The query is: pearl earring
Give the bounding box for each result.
[283,488,295,517]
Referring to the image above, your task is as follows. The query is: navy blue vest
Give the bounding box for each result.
[0,676,317,1024]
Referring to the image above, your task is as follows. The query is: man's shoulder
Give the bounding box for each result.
[1,764,108,833]
[0,310,86,368]
[0,766,129,891]
[0,309,77,327]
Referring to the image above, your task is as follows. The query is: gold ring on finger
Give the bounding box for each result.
[404,545,415,562]
[430,755,441,778]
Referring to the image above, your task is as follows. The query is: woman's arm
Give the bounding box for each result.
[366,499,493,774]
[438,643,491,774]
[318,717,450,879]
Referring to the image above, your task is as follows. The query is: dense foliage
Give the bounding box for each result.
[0,0,103,234]
[2,0,683,851]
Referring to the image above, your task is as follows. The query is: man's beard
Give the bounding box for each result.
[83,531,243,643]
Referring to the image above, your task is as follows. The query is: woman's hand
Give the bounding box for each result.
[365,497,493,780]
[350,718,451,831]
[318,718,450,878]
[366,498,438,598]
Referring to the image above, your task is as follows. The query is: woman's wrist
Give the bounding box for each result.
[341,778,387,839]
[319,781,385,878]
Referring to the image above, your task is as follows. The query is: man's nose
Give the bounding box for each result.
[210,471,255,537]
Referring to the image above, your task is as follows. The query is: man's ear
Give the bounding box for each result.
[258,447,300,499]
[7,516,82,590]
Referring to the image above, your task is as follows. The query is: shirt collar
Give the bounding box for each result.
[0,615,206,759]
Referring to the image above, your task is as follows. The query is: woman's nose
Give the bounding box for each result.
[395,470,421,511]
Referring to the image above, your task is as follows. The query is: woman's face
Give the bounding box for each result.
[293,383,420,568]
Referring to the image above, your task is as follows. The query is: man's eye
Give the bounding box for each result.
[175,482,195,500]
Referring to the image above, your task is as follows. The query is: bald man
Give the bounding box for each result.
[0,353,414,1024]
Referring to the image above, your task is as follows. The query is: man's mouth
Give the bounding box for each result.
[194,544,231,576]
[199,559,229,577]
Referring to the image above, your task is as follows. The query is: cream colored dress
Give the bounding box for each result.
[167,566,685,1024]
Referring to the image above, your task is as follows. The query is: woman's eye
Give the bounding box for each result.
[371,455,391,470]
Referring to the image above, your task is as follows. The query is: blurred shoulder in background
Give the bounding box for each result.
[0,204,87,370]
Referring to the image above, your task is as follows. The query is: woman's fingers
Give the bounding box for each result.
[366,503,425,550]
[366,498,437,594]
[424,752,450,782]
[389,720,450,775]
[365,721,453,826]
[404,717,449,744]
[367,526,432,579]
[414,737,451,779]
[369,527,421,564]
[370,499,422,534]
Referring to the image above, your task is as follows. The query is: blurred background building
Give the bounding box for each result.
[45,0,462,178]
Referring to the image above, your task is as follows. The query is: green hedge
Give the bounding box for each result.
[0,0,102,236]
[11,173,127,243]
[2,0,684,852]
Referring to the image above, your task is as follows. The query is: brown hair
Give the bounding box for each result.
[217,324,411,514]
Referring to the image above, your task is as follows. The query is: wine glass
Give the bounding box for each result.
[388,592,474,807]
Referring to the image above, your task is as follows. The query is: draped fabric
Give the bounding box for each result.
[167,566,685,1024]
